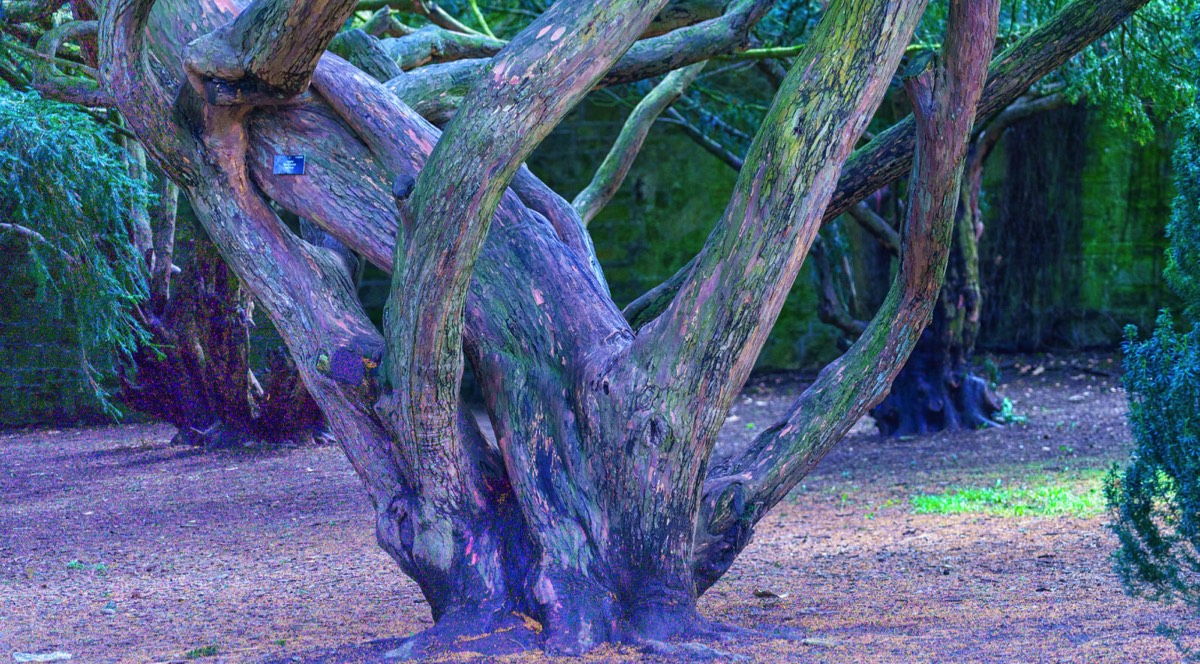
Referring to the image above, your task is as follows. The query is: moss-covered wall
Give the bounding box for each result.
[533,98,1177,367]
[978,105,1177,351]
[1,100,1179,429]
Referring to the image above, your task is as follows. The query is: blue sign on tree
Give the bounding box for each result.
[273,155,306,175]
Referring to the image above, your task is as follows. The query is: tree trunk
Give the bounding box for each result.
[870,163,1001,435]
[123,218,324,447]
[870,90,1067,437]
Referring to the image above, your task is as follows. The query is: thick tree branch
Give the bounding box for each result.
[826,0,1151,221]
[644,0,729,38]
[98,0,199,183]
[32,19,111,106]
[632,0,927,450]
[193,116,397,506]
[101,0,402,513]
[362,6,412,38]
[694,0,1001,594]
[0,0,63,23]
[379,23,504,70]
[67,0,98,65]
[384,58,480,123]
[510,165,607,290]
[382,0,670,454]
[182,0,360,104]
[599,0,770,87]
[573,62,705,226]
[329,28,403,81]
[357,0,729,40]
[382,0,772,121]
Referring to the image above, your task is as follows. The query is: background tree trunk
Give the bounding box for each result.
[871,93,1068,436]
[870,165,1001,435]
[123,216,325,447]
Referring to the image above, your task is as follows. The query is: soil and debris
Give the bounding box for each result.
[2,353,1196,662]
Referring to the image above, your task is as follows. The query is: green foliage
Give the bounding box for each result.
[65,560,109,575]
[0,89,151,415]
[1108,46,1200,607]
[995,397,1029,425]
[1165,94,1200,318]
[1063,0,1198,143]
[922,1,1195,144]
[184,645,220,659]
[911,475,1104,517]
[1109,312,1200,607]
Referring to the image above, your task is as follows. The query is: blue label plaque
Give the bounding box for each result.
[273,155,306,175]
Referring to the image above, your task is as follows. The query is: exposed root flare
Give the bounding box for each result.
[383,610,541,661]
[372,598,817,661]
[635,639,748,661]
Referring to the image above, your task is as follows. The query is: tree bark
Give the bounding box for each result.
[869,172,1001,435]
[622,0,1152,320]
[694,0,1000,591]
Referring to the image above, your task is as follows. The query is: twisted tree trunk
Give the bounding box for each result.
[0,0,1107,656]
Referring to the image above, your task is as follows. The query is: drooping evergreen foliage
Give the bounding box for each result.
[1063,0,1198,143]
[0,87,151,414]
[1165,93,1200,319]
[1107,30,1200,606]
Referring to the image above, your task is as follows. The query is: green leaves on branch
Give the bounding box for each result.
[1064,0,1198,143]
[1107,39,1200,608]
[1109,313,1200,609]
[1165,94,1200,316]
[0,89,152,415]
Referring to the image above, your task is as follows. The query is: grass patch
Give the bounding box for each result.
[911,474,1104,518]
[185,645,219,659]
[65,560,108,575]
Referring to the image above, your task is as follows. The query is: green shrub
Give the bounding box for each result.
[1107,58,1200,607]
[1109,314,1200,606]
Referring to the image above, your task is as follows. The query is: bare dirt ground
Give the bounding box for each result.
[2,353,1197,663]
